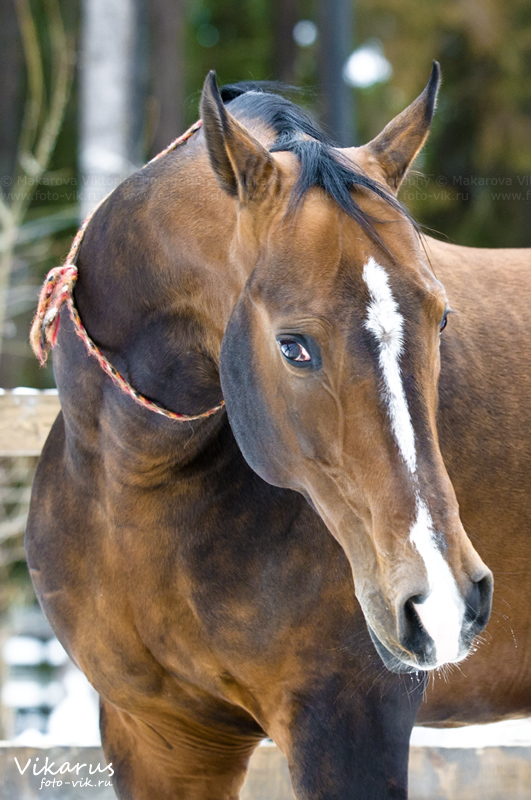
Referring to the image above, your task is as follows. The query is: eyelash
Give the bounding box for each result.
[440,309,450,332]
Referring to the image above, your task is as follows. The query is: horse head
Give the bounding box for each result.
[201,66,493,673]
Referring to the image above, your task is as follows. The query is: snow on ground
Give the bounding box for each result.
[411,718,531,748]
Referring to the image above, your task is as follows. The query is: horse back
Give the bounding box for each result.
[418,238,531,723]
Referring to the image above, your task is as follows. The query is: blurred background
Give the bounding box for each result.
[1,0,531,746]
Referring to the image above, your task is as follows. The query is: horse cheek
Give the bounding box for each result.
[220,299,292,489]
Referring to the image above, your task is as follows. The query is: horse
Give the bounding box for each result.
[25,63,531,800]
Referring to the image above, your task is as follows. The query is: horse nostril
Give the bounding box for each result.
[400,595,430,656]
[465,573,493,631]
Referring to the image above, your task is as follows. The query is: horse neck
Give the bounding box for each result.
[54,138,248,475]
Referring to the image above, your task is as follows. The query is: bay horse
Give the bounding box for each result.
[26,63,531,800]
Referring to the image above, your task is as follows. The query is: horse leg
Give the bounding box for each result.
[274,671,425,800]
[100,699,262,800]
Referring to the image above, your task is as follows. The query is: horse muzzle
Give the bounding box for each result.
[366,568,493,673]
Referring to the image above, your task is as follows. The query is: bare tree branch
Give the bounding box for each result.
[0,0,74,361]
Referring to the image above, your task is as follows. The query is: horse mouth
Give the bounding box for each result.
[367,626,424,675]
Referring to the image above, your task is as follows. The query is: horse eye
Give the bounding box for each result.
[278,338,312,363]
[440,311,449,333]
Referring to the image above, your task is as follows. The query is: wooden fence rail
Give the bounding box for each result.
[1,743,531,800]
[0,390,60,457]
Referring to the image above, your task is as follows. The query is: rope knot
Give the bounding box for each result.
[30,265,78,365]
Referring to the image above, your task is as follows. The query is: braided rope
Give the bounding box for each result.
[30,120,225,422]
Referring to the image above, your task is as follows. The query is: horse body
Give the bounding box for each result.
[26,69,530,799]
[418,237,531,725]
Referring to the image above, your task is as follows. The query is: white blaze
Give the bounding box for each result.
[409,500,463,664]
[362,256,463,666]
[363,257,416,473]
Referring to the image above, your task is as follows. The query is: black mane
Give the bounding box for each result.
[220,81,411,247]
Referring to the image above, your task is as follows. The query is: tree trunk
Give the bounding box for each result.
[318,0,355,146]
[79,0,146,217]
[0,0,24,194]
[272,0,299,83]
[147,0,185,156]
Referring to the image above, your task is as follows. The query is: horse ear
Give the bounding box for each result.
[200,71,277,201]
[363,61,441,193]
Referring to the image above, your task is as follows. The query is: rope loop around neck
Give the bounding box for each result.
[30,120,225,422]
